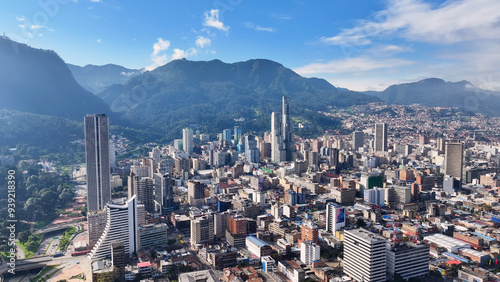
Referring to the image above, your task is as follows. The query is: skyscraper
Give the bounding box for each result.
[344,229,386,282]
[282,96,293,161]
[88,196,139,261]
[85,114,111,212]
[222,129,232,146]
[244,135,260,164]
[326,203,345,232]
[154,173,175,215]
[444,142,464,180]
[233,126,242,145]
[271,112,284,163]
[352,131,364,151]
[182,127,193,154]
[374,123,388,152]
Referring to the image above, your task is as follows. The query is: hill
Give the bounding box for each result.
[100,58,379,138]
[67,63,141,94]
[0,36,112,120]
[365,78,500,116]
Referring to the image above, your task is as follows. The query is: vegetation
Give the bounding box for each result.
[17,234,43,258]
[58,226,77,252]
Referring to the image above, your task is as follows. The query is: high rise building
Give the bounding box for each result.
[374,123,388,152]
[85,114,111,212]
[190,214,214,246]
[244,135,260,164]
[300,241,320,266]
[352,131,364,151]
[444,142,464,180]
[182,127,193,154]
[131,176,154,214]
[282,96,293,161]
[364,187,385,207]
[228,214,247,235]
[88,196,139,262]
[386,243,430,280]
[344,229,386,282]
[188,181,205,206]
[326,203,345,232]
[271,112,284,163]
[87,210,107,248]
[233,126,242,146]
[153,173,175,215]
[222,129,232,146]
[301,221,319,244]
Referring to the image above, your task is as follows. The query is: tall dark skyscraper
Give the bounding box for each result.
[282,96,293,161]
[85,114,111,212]
[444,142,464,180]
[374,123,388,152]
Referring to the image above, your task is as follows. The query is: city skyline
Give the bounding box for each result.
[2,0,500,91]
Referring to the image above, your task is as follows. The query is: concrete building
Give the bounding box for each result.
[353,131,364,151]
[326,203,345,232]
[262,256,277,273]
[190,214,214,246]
[364,187,385,207]
[246,236,272,258]
[182,127,194,154]
[84,114,111,212]
[374,123,388,152]
[300,241,320,265]
[444,142,464,180]
[153,173,175,215]
[386,243,429,280]
[344,228,386,282]
[88,196,139,261]
[188,181,206,206]
[137,223,168,250]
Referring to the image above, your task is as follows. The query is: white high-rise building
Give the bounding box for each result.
[386,243,430,280]
[84,114,111,212]
[300,241,320,265]
[344,229,386,282]
[182,128,194,154]
[326,203,345,232]
[364,187,385,207]
[88,196,139,262]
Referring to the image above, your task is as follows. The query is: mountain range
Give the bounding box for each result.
[67,63,141,94]
[364,78,500,116]
[1,35,499,155]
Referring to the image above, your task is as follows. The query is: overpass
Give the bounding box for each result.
[0,256,56,275]
[34,220,83,235]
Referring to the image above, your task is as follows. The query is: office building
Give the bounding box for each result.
[374,123,388,152]
[134,177,154,214]
[228,214,247,235]
[153,173,175,215]
[188,181,206,206]
[344,229,386,282]
[246,236,272,258]
[282,96,293,161]
[352,131,364,151]
[222,129,232,146]
[244,135,260,163]
[386,243,430,280]
[138,223,168,250]
[182,127,193,154]
[326,203,345,232]
[190,214,214,246]
[364,187,385,207]
[301,221,319,244]
[300,241,320,265]
[88,196,139,262]
[87,210,107,248]
[262,256,277,273]
[444,142,464,180]
[84,114,111,212]
[234,126,242,146]
[271,111,284,163]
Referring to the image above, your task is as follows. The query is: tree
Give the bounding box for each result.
[356,218,366,228]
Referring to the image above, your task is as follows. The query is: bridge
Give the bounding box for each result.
[33,220,84,235]
[0,256,56,275]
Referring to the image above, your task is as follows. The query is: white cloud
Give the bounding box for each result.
[90,0,101,2]
[195,36,211,48]
[16,16,25,22]
[203,9,229,31]
[322,0,500,46]
[244,22,275,32]
[294,57,413,75]
[146,38,171,71]
[121,71,138,77]
[152,38,170,56]
[97,38,102,43]
[31,25,44,30]
[18,24,25,29]
[172,48,198,60]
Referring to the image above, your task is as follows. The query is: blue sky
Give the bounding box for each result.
[2,0,500,91]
